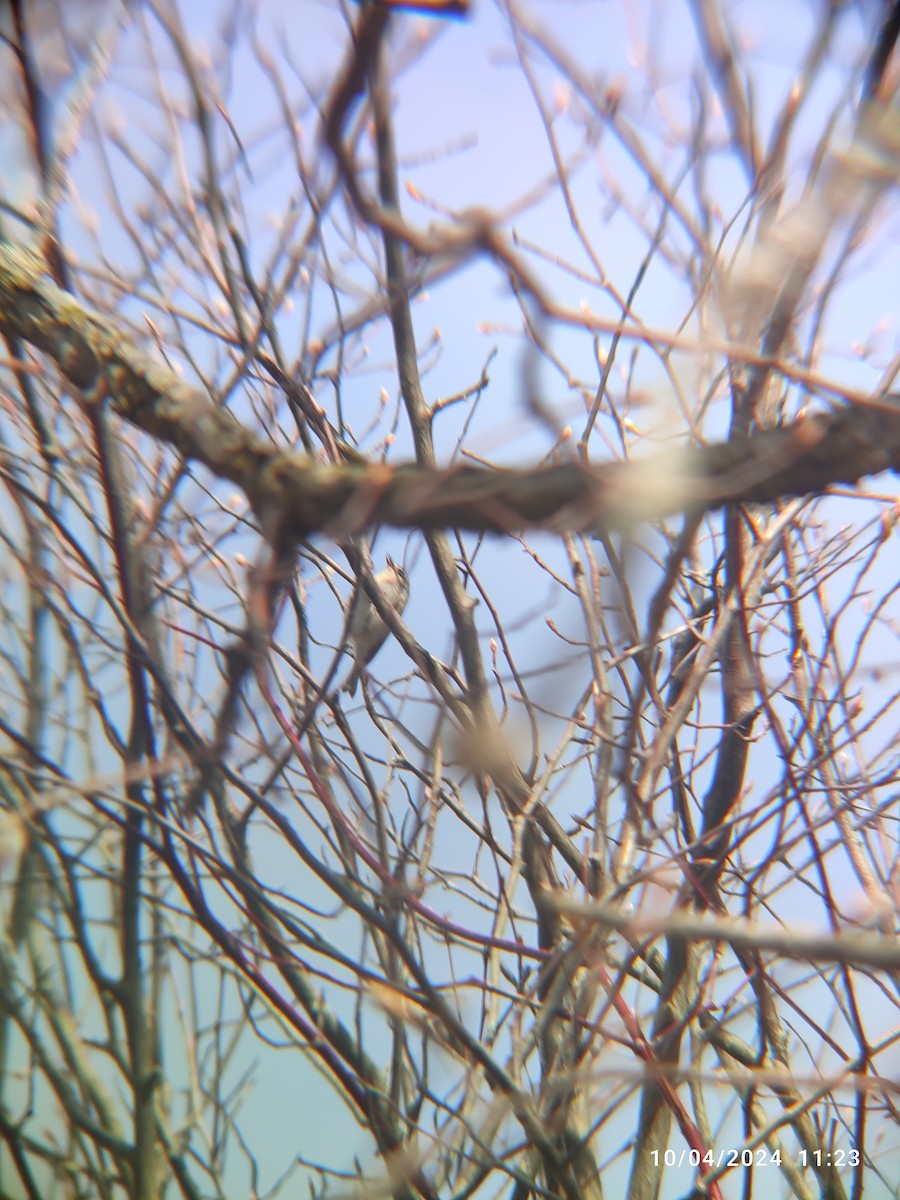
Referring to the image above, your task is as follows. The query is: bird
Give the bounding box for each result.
[342,557,410,695]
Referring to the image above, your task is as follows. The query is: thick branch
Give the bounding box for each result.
[2,246,899,541]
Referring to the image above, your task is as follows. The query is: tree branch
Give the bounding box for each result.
[2,245,900,545]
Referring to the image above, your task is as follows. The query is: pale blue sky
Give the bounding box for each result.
[2,1,899,1197]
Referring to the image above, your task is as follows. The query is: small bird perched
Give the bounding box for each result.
[342,557,410,695]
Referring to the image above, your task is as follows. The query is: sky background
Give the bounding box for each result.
[2,1,900,1197]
